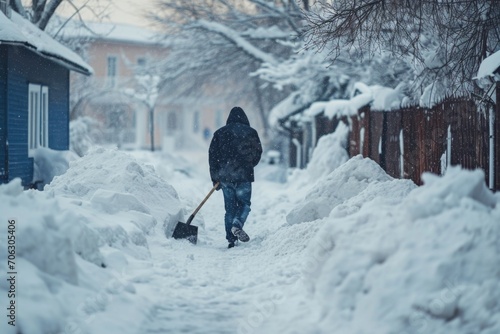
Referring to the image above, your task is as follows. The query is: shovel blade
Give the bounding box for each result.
[172,222,198,244]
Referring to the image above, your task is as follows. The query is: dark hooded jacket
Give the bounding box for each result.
[209,107,262,183]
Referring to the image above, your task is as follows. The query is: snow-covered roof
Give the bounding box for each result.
[476,50,500,81]
[268,91,303,127]
[303,82,404,120]
[57,20,160,45]
[304,94,372,119]
[0,10,92,75]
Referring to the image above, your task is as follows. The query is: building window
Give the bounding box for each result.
[28,84,49,155]
[107,56,117,86]
[167,112,177,131]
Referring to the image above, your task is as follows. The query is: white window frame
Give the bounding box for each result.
[28,83,49,156]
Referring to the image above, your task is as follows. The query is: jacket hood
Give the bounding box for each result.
[226,107,250,126]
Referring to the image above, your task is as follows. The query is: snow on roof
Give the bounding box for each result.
[476,50,500,80]
[304,93,372,119]
[369,85,405,111]
[57,20,160,45]
[303,82,403,119]
[268,91,303,127]
[0,10,92,75]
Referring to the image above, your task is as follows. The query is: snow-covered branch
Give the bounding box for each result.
[194,20,279,66]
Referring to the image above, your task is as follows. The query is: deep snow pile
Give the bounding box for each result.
[2,141,499,334]
[46,147,184,234]
[0,147,185,334]
[286,155,415,225]
[305,122,349,180]
[0,179,143,334]
[260,163,500,334]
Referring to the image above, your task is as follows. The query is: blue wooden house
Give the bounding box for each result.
[0,8,92,187]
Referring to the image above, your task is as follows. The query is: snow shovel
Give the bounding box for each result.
[172,182,220,244]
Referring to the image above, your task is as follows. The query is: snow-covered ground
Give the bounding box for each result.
[1,139,500,334]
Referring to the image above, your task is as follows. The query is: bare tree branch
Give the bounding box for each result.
[303,0,500,99]
[149,0,304,135]
[37,0,64,30]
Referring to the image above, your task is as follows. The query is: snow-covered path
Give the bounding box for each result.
[3,146,499,334]
[128,154,310,333]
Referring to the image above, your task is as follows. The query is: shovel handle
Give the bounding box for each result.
[186,182,220,225]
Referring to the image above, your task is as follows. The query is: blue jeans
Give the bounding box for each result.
[221,182,252,242]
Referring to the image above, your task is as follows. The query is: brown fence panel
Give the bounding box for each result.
[349,107,371,157]
[449,99,479,169]
[448,100,463,167]
[315,114,337,140]
[359,106,371,157]
[443,98,493,186]
[369,111,384,163]
[349,115,361,156]
[476,109,490,183]
[402,108,422,184]
[424,107,446,176]
[384,111,402,178]
[416,109,428,183]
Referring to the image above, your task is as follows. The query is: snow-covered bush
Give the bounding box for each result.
[32,147,78,188]
[70,117,96,157]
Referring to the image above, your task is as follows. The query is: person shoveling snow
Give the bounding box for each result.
[208,107,263,248]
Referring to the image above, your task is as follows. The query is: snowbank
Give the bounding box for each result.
[0,147,187,334]
[46,147,184,235]
[306,122,349,180]
[262,161,500,334]
[286,155,411,225]
[0,180,112,334]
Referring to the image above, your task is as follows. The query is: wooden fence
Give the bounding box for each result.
[296,94,500,191]
[311,96,500,191]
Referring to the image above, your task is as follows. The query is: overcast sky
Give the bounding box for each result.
[109,0,155,27]
[56,0,156,28]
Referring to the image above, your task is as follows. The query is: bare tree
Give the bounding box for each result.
[304,0,500,101]
[10,0,109,31]
[148,0,308,137]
